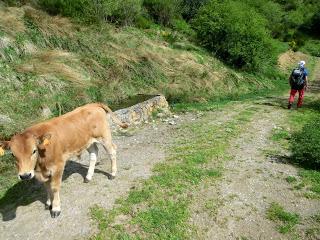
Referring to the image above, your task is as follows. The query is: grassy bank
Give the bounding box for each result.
[0,5,287,138]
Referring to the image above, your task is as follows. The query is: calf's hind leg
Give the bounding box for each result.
[101,139,117,180]
[85,143,99,183]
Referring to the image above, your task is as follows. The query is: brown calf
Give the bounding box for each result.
[0,103,128,218]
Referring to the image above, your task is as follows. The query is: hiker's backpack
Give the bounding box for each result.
[290,68,305,89]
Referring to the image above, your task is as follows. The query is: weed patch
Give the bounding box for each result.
[267,202,300,234]
[286,176,297,183]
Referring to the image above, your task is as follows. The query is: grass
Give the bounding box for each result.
[90,106,256,239]
[288,96,320,198]
[298,170,320,199]
[271,128,290,142]
[267,202,300,234]
[286,176,297,183]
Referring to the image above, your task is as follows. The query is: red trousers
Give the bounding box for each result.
[289,89,304,107]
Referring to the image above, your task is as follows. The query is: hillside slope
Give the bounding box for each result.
[0,4,282,138]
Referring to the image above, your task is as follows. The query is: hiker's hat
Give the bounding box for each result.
[298,60,305,68]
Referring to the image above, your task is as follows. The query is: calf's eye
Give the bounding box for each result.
[32,149,37,154]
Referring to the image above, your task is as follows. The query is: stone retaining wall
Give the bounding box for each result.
[111,94,170,128]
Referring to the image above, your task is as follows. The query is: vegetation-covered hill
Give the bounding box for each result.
[0,2,279,137]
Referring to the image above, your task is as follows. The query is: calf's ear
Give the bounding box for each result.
[0,141,10,156]
[38,134,52,147]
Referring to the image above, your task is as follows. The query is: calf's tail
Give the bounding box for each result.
[98,103,128,129]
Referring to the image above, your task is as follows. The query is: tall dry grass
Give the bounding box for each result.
[0,7,25,36]
[16,50,90,86]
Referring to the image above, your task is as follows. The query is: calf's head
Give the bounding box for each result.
[0,133,51,181]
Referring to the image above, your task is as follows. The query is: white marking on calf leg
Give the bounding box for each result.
[85,143,98,182]
[86,152,97,181]
[51,189,61,212]
[44,182,52,208]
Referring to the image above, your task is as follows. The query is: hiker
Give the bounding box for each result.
[288,60,308,109]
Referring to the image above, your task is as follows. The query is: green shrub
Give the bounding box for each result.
[39,0,142,25]
[301,40,320,57]
[180,0,208,21]
[172,19,195,37]
[303,11,320,38]
[109,0,142,25]
[135,15,153,29]
[143,0,182,26]
[291,118,320,169]
[192,0,275,71]
[242,0,285,39]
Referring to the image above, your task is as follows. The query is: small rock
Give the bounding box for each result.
[157,112,165,118]
[168,120,176,125]
[0,36,12,49]
[41,106,52,118]
[173,114,179,119]
[0,114,12,124]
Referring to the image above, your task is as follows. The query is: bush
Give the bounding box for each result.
[135,15,153,29]
[143,0,182,26]
[192,0,275,71]
[303,11,320,38]
[171,19,195,37]
[243,0,285,39]
[301,40,320,57]
[291,118,320,169]
[109,0,142,25]
[180,0,208,21]
[39,0,142,25]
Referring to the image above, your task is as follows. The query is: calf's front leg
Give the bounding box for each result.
[49,169,63,218]
[44,181,53,210]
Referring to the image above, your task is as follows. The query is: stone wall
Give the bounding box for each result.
[111,94,170,128]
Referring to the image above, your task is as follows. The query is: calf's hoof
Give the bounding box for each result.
[84,177,90,183]
[108,175,116,180]
[50,210,61,218]
[45,204,52,210]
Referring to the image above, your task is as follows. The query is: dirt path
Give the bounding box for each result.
[190,54,320,238]
[190,98,320,239]
[0,103,248,240]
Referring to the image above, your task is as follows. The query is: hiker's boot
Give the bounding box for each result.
[288,103,292,109]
